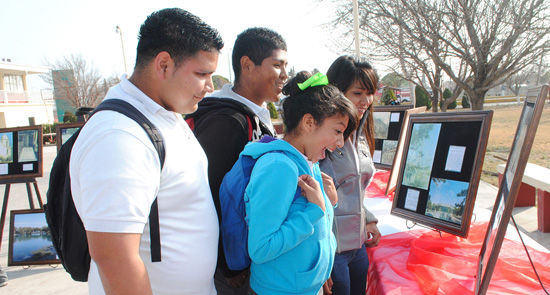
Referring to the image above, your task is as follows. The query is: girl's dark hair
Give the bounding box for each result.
[327,55,379,155]
[281,71,358,140]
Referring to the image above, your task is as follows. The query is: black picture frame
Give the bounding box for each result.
[372,105,414,169]
[475,85,549,295]
[0,125,43,180]
[8,209,60,266]
[390,110,493,237]
[56,122,83,152]
[385,106,427,196]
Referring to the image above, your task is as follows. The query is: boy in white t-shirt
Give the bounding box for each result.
[70,8,224,295]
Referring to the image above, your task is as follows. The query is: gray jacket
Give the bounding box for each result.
[319,112,378,253]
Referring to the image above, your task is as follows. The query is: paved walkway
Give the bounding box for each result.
[0,144,548,294]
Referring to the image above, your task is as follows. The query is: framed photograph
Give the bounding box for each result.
[56,123,83,152]
[0,131,14,164]
[390,110,493,238]
[0,125,42,180]
[385,106,427,196]
[372,105,414,169]
[8,209,60,266]
[475,85,548,295]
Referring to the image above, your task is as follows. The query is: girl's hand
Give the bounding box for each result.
[323,277,333,294]
[365,222,382,247]
[298,174,326,211]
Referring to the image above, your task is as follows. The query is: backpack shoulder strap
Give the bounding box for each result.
[91,99,163,262]
[262,150,302,202]
[210,107,255,142]
[93,99,165,168]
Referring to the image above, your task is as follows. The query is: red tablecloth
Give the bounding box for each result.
[365,170,394,201]
[364,171,550,294]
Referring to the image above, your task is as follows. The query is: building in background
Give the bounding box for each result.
[0,59,55,128]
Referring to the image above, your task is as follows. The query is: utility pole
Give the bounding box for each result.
[116,26,128,74]
[353,0,361,58]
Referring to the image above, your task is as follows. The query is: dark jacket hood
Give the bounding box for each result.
[185,96,256,122]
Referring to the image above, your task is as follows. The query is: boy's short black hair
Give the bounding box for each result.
[135,8,224,70]
[232,28,287,83]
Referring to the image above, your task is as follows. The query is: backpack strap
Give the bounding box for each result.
[264,150,302,202]
[245,116,253,141]
[91,99,164,262]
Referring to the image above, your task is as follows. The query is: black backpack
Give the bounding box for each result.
[43,99,165,282]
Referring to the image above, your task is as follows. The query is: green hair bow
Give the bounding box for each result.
[298,72,329,90]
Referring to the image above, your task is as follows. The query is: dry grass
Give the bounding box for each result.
[462,103,550,187]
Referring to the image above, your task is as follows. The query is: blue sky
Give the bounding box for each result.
[14,212,48,228]
[1,0,357,90]
[428,178,469,207]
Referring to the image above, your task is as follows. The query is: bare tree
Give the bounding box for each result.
[325,0,550,110]
[41,54,119,109]
[504,66,536,96]
[326,0,456,112]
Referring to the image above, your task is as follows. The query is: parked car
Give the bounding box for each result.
[396,94,410,103]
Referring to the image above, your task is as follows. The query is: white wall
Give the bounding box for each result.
[0,103,56,128]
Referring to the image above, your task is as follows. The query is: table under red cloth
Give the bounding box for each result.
[365,170,395,201]
[364,170,550,294]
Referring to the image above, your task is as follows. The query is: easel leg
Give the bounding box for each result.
[26,182,35,209]
[33,181,43,208]
[0,184,11,250]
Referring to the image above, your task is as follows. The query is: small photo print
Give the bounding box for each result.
[0,132,14,164]
[373,112,391,139]
[426,178,469,224]
[402,123,441,190]
[18,130,39,162]
[61,127,79,146]
[381,140,398,165]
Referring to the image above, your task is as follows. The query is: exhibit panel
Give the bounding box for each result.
[390,111,493,238]
[475,85,549,295]
[0,125,43,180]
[372,105,415,170]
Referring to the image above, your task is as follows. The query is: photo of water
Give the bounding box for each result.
[10,211,58,265]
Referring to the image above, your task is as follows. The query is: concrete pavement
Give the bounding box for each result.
[0,144,548,294]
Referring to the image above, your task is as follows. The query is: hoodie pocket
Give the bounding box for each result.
[295,241,327,290]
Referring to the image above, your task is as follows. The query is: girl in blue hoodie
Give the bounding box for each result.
[242,71,359,295]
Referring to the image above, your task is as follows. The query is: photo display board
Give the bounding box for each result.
[8,209,60,266]
[56,122,83,152]
[0,125,42,180]
[391,111,493,237]
[475,85,548,295]
[372,105,414,169]
[385,106,427,196]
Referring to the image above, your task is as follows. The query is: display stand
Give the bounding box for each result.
[0,178,43,250]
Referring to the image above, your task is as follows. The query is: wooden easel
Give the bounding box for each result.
[0,178,43,250]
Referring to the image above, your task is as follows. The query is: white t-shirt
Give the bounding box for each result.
[70,75,219,295]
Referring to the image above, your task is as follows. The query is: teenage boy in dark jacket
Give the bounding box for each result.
[185,27,288,294]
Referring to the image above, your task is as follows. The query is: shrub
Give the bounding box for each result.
[462,93,471,109]
[441,88,457,110]
[43,123,57,135]
[63,111,77,123]
[415,86,432,110]
[381,88,397,105]
[267,102,278,119]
